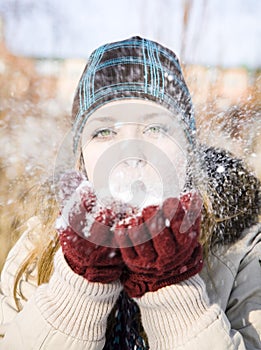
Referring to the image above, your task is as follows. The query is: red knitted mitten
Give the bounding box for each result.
[57,171,124,283]
[115,192,203,297]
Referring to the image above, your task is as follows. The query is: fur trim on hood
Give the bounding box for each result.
[198,144,260,246]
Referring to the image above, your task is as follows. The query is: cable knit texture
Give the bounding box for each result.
[134,274,221,349]
[116,192,203,297]
[57,173,125,284]
[35,248,122,342]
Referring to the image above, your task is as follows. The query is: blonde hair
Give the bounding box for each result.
[7,178,60,311]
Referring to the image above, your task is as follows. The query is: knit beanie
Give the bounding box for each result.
[72,36,195,153]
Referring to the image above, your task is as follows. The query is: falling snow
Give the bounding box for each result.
[216,165,225,173]
[165,219,170,227]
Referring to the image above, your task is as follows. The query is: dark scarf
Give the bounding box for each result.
[103,144,260,349]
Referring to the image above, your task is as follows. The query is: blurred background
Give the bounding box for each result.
[0,0,260,270]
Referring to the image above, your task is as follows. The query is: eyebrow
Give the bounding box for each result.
[86,116,117,125]
[143,113,168,120]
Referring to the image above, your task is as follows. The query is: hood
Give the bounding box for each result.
[198,144,260,245]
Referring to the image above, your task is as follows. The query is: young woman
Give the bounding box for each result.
[0,36,260,350]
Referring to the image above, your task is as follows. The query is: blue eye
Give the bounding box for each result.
[92,128,116,139]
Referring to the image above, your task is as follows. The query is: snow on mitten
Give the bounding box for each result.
[115,192,204,297]
[56,171,124,284]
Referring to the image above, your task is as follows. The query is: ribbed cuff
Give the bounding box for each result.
[134,275,220,349]
[35,248,122,342]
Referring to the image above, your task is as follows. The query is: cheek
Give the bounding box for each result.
[156,139,188,182]
[155,138,187,165]
[82,143,106,182]
[169,146,187,168]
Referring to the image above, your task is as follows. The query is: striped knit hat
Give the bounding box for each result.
[72,36,195,153]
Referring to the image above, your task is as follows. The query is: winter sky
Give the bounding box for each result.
[0,0,260,68]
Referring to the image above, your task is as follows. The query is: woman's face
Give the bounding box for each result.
[81,99,189,207]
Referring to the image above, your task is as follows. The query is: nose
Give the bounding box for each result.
[123,157,146,168]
